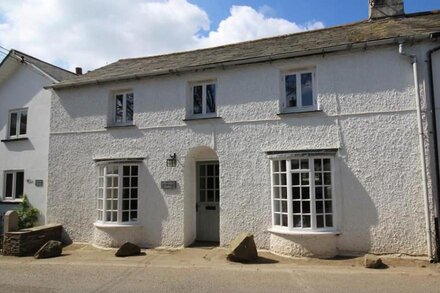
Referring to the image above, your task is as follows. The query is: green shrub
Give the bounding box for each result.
[15,195,39,229]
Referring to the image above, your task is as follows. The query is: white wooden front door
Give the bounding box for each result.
[196,162,220,242]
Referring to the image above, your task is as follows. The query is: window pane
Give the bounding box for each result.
[15,172,24,198]
[280,174,286,185]
[292,187,300,199]
[126,93,134,122]
[301,159,309,170]
[206,84,216,113]
[291,160,299,170]
[274,214,280,226]
[302,215,311,228]
[285,74,297,107]
[193,85,203,114]
[292,173,299,186]
[130,211,137,221]
[207,165,214,176]
[131,189,138,198]
[316,201,323,214]
[9,112,17,136]
[301,73,313,106]
[123,166,130,176]
[326,215,333,227]
[281,201,287,213]
[324,173,332,185]
[281,187,287,199]
[293,215,301,227]
[293,201,300,213]
[315,187,323,199]
[280,160,286,172]
[282,214,288,227]
[274,200,280,212]
[273,161,279,172]
[324,186,332,199]
[115,95,124,123]
[317,215,324,228]
[325,201,333,213]
[5,173,13,197]
[302,187,310,199]
[314,159,322,171]
[131,166,138,176]
[19,111,27,135]
[323,159,331,171]
[302,201,310,213]
[301,173,309,185]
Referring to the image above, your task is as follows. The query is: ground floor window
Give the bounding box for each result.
[271,157,334,231]
[3,170,24,200]
[97,164,138,224]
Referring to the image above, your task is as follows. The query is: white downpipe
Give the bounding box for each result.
[399,44,433,260]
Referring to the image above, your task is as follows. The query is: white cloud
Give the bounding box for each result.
[0,0,324,71]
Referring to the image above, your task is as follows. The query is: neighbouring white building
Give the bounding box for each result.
[0,50,76,230]
[46,1,440,259]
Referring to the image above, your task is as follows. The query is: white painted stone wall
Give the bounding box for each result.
[48,43,437,257]
[0,62,52,224]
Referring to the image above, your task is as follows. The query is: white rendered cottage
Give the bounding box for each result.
[0,50,76,229]
[47,2,440,259]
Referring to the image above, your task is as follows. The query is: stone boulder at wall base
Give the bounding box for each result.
[364,255,386,269]
[227,233,258,262]
[115,242,141,257]
[34,240,63,259]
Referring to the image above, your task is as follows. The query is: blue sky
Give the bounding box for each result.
[0,0,438,70]
[192,0,439,28]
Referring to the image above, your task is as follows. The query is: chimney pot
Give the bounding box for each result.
[369,0,404,19]
[75,67,83,75]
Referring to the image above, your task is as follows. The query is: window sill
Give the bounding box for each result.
[0,199,23,204]
[268,228,340,236]
[183,116,222,122]
[277,109,322,116]
[94,222,142,229]
[105,123,136,129]
[1,137,29,143]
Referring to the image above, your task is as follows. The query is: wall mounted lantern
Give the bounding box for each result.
[167,153,177,167]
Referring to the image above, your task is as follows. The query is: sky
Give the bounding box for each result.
[0,0,438,72]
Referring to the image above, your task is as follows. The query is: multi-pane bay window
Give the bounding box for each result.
[271,158,334,231]
[191,82,216,116]
[3,170,24,200]
[283,70,315,111]
[114,92,134,124]
[97,164,138,224]
[8,109,27,138]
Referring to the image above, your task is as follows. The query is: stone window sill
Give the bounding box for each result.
[94,222,142,229]
[277,109,322,116]
[0,199,23,204]
[183,116,222,122]
[105,123,136,129]
[268,228,341,236]
[1,137,29,143]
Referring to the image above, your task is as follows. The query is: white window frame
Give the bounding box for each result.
[3,170,24,200]
[97,164,139,225]
[113,91,134,125]
[8,108,28,139]
[282,70,316,112]
[189,81,217,118]
[270,157,335,232]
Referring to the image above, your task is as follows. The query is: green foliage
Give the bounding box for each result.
[15,195,39,229]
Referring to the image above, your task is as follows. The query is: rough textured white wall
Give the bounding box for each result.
[48,44,433,256]
[0,63,51,224]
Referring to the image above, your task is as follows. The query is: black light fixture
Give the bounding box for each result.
[167,153,177,167]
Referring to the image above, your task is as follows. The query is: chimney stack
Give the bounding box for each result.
[75,67,83,75]
[369,0,404,19]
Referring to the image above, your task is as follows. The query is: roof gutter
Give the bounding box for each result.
[47,34,432,90]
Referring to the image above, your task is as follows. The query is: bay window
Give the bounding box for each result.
[97,164,138,224]
[271,157,334,231]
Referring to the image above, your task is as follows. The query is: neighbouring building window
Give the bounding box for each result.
[3,170,24,200]
[283,71,315,111]
[8,109,27,138]
[191,82,216,116]
[114,92,134,124]
[271,158,334,230]
[97,164,138,224]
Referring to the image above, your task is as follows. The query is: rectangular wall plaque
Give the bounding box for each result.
[161,181,177,189]
[35,180,44,187]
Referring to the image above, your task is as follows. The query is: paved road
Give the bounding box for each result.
[0,260,439,293]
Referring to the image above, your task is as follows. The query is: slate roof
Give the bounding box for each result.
[53,11,440,89]
[9,50,76,82]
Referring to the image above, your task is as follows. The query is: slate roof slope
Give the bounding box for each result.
[10,50,76,82]
[53,11,440,89]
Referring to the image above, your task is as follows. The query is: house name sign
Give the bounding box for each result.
[161,181,177,189]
